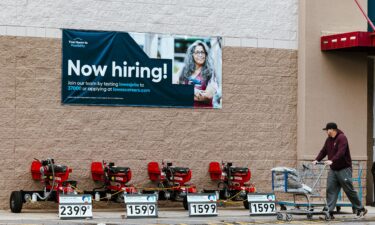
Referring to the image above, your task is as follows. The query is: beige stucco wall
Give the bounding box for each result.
[298,0,368,161]
[0,36,298,209]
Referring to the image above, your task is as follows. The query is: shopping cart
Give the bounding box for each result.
[272,162,330,221]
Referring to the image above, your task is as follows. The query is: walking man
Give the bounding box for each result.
[313,122,367,219]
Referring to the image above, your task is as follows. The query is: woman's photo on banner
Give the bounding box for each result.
[173,37,222,109]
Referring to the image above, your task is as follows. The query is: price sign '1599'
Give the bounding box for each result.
[250,202,276,214]
[189,203,217,216]
[126,204,156,217]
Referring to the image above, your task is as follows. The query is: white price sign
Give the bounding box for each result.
[126,204,157,217]
[187,193,218,217]
[59,195,92,219]
[249,202,276,214]
[189,203,217,216]
[124,194,158,218]
[59,205,92,218]
[247,193,276,216]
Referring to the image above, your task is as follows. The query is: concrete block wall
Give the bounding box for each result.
[0,0,299,209]
[0,0,298,49]
[0,36,297,208]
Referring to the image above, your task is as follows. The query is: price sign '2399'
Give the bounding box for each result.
[59,205,91,217]
[59,195,93,219]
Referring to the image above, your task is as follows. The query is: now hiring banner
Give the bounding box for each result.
[62,29,222,108]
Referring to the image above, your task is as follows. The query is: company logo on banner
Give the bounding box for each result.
[69,38,88,48]
[62,29,222,108]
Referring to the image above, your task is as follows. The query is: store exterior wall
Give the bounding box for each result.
[0,0,298,209]
[298,0,369,203]
[0,0,297,49]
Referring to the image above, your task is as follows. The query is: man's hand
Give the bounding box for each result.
[312,160,318,165]
[324,160,333,166]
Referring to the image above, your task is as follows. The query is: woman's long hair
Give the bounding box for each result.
[179,40,215,84]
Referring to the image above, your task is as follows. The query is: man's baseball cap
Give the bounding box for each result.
[323,122,338,130]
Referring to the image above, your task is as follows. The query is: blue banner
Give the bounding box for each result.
[62,29,222,108]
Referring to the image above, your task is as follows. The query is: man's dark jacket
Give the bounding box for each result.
[315,129,352,170]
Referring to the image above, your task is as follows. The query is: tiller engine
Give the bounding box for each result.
[87,161,137,202]
[146,161,197,210]
[10,158,77,213]
[208,161,256,209]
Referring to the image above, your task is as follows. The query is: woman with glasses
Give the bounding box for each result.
[178,40,218,108]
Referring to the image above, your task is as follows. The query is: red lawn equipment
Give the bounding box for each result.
[85,161,137,203]
[10,158,77,213]
[208,161,256,209]
[145,161,197,210]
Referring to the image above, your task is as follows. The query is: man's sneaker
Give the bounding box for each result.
[356,208,368,218]
[321,212,335,221]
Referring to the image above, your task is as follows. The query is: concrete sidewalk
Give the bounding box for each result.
[1,206,375,225]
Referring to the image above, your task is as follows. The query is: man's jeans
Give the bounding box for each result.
[327,167,362,212]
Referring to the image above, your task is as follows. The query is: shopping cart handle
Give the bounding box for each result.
[315,162,325,165]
